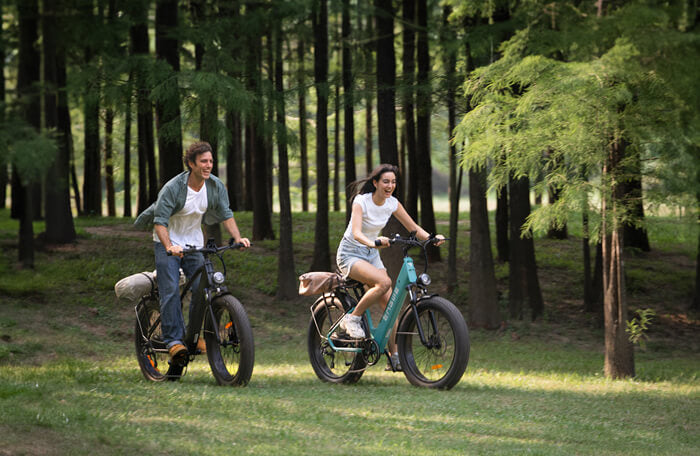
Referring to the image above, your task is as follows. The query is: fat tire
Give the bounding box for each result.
[307,296,366,384]
[205,295,255,386]
[397,296,469,389]
[134,297,172,382]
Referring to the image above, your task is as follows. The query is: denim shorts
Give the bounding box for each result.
[336,238,385,278]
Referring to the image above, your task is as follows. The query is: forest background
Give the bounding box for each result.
[0,0,698,382]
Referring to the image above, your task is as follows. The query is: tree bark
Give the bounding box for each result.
[123,73,133,218]
[83,35,101,216]
[342,0,356,219]
[622,150,650,251]
[402,0,418,219]
[311,0,331,271]
[602,138,635,378]
[298,38,309,212]
[16,0,40,267]
[155,0,183,186]
[0,4,6,210]
[42,0,76,243]
[508,175,544,320]
[496,184,509,262]
[469,167,501,328]
[374,0,398,166]
[275,24,297,299]
[444,4,461,293]
[333,82,340,212]
[415,0,438,260]
[105,109,116,216]
[246,7,274,241]
[129,3,157,213]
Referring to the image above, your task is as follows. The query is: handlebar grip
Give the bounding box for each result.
[374,239,382,247]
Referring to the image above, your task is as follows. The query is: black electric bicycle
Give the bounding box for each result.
[134,238,254,386]
[308,233,470,390]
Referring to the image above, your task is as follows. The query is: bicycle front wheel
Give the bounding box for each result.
[308,296,366,384]
[204,295,255,386]
[397,296,469,390]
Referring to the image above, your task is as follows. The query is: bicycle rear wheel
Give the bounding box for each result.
[397,296,469,389]
[134,297,181,381]
[204,294,254,386]
[307,296,366,384]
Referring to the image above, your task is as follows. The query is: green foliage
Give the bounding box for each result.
[454,0,699,238]
[626,308,656,350]
[0,116,58,185]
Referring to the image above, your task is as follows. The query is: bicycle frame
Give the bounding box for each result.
[326,255,417,354]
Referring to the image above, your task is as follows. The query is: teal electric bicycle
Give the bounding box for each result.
[307,233,470,389]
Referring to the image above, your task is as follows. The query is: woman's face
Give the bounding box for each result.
[373,171,396,199]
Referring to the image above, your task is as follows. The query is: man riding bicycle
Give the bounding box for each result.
[134,141,250,366]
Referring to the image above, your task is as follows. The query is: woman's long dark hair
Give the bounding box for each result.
[347,163,399,200]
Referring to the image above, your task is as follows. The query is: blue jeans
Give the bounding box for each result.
[154,242,205,348]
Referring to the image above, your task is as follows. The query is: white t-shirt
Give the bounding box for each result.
[153,185,208,248]
[343,193,399,247]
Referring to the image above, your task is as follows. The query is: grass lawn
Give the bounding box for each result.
[0,209,698,455]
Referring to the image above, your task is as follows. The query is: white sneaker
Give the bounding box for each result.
[339,314,365,339]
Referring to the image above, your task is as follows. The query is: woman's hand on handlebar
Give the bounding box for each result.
[432,234,446,247]
[374,236,390,248]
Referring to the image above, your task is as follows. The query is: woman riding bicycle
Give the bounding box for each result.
[336,164,445,367]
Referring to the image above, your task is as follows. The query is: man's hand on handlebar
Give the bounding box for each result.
[166,245,184,258]
[229,237,251,250]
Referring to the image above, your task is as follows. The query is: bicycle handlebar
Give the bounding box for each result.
[167,238,249,256]
[375,234,448,249]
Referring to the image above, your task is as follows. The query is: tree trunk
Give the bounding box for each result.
[155,0,183,186]
[105,109,116,216]
[602,138,635,379]
[546,185,567,239]
[16,0,40,268]
[444,4,460,292]
[496,184,509,262]
[297,38,309,212]
[374,0,398,166]
[130,4,157,213]
[362,12,373,176]
[311,0,330,272]
[469,167,501,327]
[123,73,133,218]
[622,150,650,252]
[275,25,297,300]
[0,5,6,210]
[415,0,438,261]
[42,0,76,243]
[342,0,356,219]
[333,82,340,212]
[83,45,101,216]
[246,9,274,241]
[508,175,544,320]
[402,0,418,219]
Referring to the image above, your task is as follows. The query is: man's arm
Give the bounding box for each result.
[154,224,184,257]
[222,218,251,248]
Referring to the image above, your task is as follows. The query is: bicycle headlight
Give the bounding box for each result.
[418,273,431,286]
[213,272,225,285]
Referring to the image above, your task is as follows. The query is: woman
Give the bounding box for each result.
[336,164,444,368]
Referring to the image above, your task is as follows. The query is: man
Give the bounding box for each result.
[135,141,250,365]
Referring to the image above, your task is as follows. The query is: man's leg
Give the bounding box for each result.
[154,242,186,349]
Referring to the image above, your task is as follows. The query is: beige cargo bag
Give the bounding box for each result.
[114,269,186,302]
[298,272,342,296]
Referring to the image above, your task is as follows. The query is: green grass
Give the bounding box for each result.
[0,208,698,455]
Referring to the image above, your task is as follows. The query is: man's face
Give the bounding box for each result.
[189,151,213,180]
